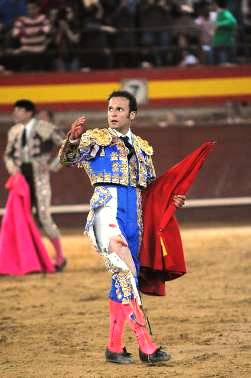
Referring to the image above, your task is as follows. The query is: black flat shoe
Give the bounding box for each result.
[139,347,171,364]
[122,347,132,358]
[55,258,67,272]
[105,347,133,364]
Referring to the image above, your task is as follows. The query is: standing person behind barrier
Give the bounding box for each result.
[212,0,237,64]
[52,6,80,72]
[138,0,171,67]
[195,1,217,65]
[59,90,185,364]
[10,0,51,72]
[4,99,66,272]
[108,0,138,68]
[78,0,116,69]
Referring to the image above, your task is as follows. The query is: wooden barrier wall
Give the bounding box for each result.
[1,123,251,209]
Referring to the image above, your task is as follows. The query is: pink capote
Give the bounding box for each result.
[0,173,55,275]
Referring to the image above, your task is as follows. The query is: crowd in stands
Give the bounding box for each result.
[0,0,251,73]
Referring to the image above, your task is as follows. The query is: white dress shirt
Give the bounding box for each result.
[111,128,133,144]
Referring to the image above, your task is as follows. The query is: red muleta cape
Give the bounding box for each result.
[0,173,55,276]
[139,141,215,296]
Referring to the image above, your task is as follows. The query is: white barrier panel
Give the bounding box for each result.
[1,197,251,216]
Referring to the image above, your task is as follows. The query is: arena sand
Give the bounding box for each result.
[0,225,250,378]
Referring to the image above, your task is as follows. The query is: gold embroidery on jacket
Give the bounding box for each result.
[134,135,154,156]
[61,128,155,188]
[136,189,143,256]
[111,152,118,161]
[129,155,138,187]
[80,128,113,148]
[112,162,119,172]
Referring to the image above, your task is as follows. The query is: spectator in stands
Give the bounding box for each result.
[52,6,80,71]
[138,0,171,67]
[78,0,115,69]
[169,3,200,66]
[109,0,138,68]
[10,0,51,71]
[195,1,217,65]
[212,0,237,64]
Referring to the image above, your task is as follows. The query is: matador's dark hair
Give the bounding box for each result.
[107,90,137,113]
[13,99,36,116]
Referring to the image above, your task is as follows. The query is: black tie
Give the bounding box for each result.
[21,127,27,146]
[120,136,134,160]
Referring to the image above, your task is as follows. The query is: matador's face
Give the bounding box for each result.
[107,97,135,134]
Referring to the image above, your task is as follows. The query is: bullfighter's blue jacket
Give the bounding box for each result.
[60,127,156,188]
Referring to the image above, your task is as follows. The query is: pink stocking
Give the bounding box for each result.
[50,237,64,265]
[107,299,126,353]
[123,300,157,355]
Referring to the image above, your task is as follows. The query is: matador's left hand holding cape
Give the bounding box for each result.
[139,141,215,296]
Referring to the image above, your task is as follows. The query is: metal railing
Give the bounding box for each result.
[1,24,251,72]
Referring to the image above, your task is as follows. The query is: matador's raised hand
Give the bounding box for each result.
[68,116,87,140]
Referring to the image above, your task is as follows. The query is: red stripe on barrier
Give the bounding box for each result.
[150,95,251,106]
[1,65,251,86]
[0,94,250,112]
